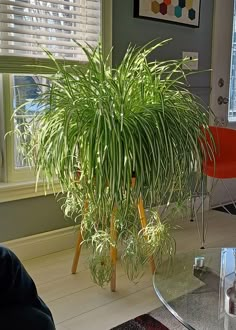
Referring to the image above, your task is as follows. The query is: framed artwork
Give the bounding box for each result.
[134,0,201,28]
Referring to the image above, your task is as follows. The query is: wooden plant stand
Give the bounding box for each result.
[71,179,155,292]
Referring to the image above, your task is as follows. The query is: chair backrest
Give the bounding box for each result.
[205,126,236,162]
[201,126,236,178]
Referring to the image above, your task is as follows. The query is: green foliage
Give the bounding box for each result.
[14,40,213,286]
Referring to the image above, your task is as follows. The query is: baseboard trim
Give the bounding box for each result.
[2,226,79,261]
[2,197,209,261]
[148,196,210,220]
[194,195,210,213]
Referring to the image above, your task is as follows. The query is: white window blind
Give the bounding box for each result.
[0,0,101,61]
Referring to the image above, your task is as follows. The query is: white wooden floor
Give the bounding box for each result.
[22,210,236,330]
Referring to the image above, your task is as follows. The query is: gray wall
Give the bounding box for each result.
[0,0,215,242]
[0,195,73,241]
[112,0,214,105]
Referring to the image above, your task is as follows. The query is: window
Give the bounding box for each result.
[0,0,101,61]
[0,0,112,196]
[13,74,48,168]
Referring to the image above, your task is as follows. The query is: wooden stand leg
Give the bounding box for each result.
[71,230,83,274]
[71,201,88,274]
[110,206,117,292]
[137,197,156,274]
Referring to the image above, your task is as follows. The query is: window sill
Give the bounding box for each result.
[0,181,61,203]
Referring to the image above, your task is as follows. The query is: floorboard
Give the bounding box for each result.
[21,210,236,329]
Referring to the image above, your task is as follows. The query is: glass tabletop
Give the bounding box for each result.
[153,248,236,330]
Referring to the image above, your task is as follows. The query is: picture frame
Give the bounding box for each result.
[134,0,201,28]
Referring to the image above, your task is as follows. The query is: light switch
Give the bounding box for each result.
[182,51,199,70]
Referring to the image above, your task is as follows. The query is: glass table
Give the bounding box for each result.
[153,248,236,330]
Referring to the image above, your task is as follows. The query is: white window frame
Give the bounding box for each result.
[0,0,112,201]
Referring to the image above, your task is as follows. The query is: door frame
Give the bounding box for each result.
[210,0,234,127]
[208,0,236,208]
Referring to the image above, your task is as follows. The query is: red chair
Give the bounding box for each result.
[202,126,236,179]
[196,126,236,248]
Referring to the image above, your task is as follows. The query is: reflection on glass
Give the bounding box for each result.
[152,248,236,329]
[220,248,236,329]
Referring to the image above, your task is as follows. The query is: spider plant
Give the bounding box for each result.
[14,40,212,286]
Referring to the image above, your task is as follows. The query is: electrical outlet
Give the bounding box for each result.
[182,51,199,70]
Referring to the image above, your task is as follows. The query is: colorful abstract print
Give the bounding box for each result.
[139,0,200,27]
